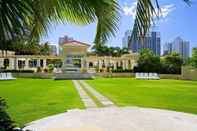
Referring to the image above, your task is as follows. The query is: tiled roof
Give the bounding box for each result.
[63,40,90,47]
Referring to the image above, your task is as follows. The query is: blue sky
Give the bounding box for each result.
[42,0,197,53]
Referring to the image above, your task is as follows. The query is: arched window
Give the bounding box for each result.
[128,60,131,65]
[89,62,93,67]
[3,59,9,69]
[120,61,123,67]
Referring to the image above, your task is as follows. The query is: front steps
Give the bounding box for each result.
[54,72,93,80]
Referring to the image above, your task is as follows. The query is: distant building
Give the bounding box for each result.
[0,41,139,72]
[58,35,73,55]
[122,30,132,48]
[59,36,74,46]
[163,42,172,56]
[164,37,190,59]
[49,45,57,56]
[129,31,161,56]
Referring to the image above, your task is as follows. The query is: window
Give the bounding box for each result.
[89,62,93,68]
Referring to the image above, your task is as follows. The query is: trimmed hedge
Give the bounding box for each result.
[112,69,133,73]
[1,70,34,73]
[13,73,53,79]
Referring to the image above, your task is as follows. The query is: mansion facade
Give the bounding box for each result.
[0,41,139,73]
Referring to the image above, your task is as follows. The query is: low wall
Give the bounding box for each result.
[182,66,197,81]
[96,72,181,79]
[160,74,182,80]
[96,73,135,78]
[11,72,186,80]
[13,73,53,79]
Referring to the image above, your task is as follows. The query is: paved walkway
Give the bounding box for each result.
[73,80,115,108]
[72,80,97,108]
[24,107,197,131]
[78,80,115,107]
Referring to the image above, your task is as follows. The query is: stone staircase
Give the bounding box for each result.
[54,72,93,80]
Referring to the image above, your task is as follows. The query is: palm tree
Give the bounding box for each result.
[0,0,119,47]
[130,0,191,47]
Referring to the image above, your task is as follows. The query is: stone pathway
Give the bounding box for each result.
[78,80,115,107]
[72,80,97,108]
[24,107,197,131]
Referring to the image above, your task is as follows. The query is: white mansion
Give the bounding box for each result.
[0,41,139,73]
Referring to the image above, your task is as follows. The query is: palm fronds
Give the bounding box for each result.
[129,0,159,47]
[94,0,120,47]
[0,0,33,41]
[0,0,120,48]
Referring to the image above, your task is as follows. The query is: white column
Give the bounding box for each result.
[0,58,4,68]
[9,58,15,69]
[37,59,40,67]
[43,59,47,68]
[113,62,117,70]
[125,60,129,69]
[85,59,87,70]
[103,60,106,68]
[15,59,19,70]
[81,58,84,69]
[122,60,126,70]
[25,58,29,69]
[118,61,121,67]
[99,60,102,70]
[86,61,89,69]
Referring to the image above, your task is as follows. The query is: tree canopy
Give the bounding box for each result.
[134,49,160,73]
[134,50,183,74]
[191,48,197,68]
[161,52,183,74]
[92,45,129,57]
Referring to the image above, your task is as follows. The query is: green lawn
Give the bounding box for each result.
[87,78,197,114]
[0,79,84,126]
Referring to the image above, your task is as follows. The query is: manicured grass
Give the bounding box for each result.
[87,78,197,114]
[0,79,84,126]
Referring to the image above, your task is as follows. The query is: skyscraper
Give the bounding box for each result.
[49,45,57,56]
[163,42,172,56]
[164,37,190,59]
[122,30,132,48]
[58,35,73,46]
[128,31,161,56]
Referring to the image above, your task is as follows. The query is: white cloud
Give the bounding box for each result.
[122,2,137,19]
[122,2,176,20]
[159,4,175,18]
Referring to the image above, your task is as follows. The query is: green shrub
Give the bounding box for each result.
[0,97,17,131]
[36,67,42,73]
[94,66,99,72]
[2,70,34,73]
[43,68,49,73]
[112,69,133,73]
[99,69,104,72]
[48,64,54,73]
